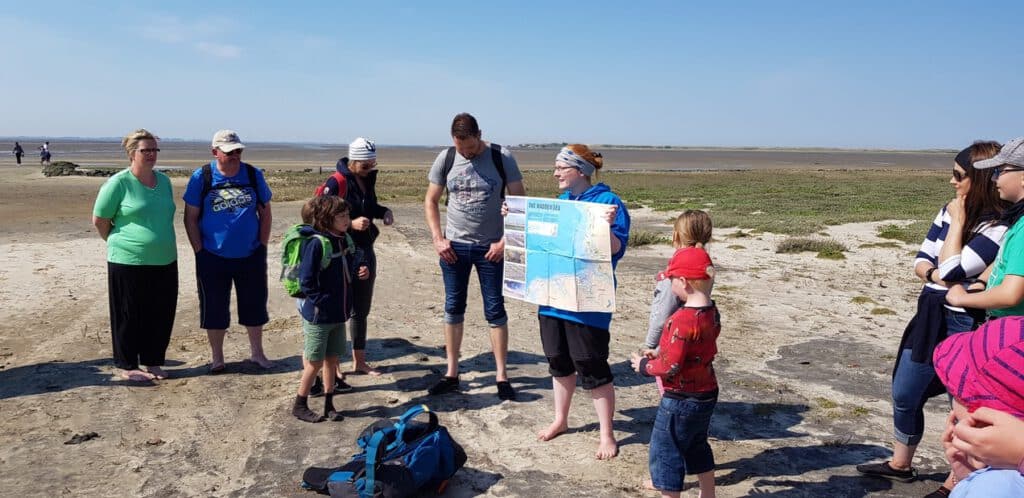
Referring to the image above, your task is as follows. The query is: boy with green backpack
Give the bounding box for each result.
[281,196,367,423]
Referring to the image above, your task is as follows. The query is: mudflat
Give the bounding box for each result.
[0,162,954,497]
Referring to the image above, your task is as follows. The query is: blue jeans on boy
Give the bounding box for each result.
[891,309,974,445]
[439,241,507,327]
[649,395,717,492]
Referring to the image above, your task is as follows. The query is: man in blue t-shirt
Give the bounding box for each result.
[183,129,275,373]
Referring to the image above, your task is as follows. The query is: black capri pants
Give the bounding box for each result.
[538,314,613,389]
[107,261,178,369]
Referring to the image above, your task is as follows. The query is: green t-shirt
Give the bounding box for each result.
[988,217,1024,318]
[92,168,177,265]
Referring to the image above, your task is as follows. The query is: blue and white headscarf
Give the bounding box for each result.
[555,147,596,176]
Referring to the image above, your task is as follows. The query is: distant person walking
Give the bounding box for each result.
[92,129,178,381]
[858,141,1008,497]
[39,141,50,165]
[12,142,24,165]
[183,130,274,373]
[424,113,525,400]
[320,137,394,376]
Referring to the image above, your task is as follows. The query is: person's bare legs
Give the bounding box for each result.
[298,359,320,396]
[538,374,575,441]
[660,491,680,498]
[207,328,227,371]
[246,325,274,368]
[489,324,509,382]
[891,441,916,470]
[592,383,618,459]
[444,323,463,378]
[696,470,716,498]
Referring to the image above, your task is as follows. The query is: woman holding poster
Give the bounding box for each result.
[534,144,630,460]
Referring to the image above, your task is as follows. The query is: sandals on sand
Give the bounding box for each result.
[855,461,917,482]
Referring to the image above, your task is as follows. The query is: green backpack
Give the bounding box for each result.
[280,224,333,298]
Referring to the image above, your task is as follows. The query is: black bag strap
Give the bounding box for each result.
[441,142,506,205]
[197,162,263,220]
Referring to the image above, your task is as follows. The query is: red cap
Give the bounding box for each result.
[664,247,713,280]
[933,316,1024,418]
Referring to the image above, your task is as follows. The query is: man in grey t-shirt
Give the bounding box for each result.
[424,113,526,400]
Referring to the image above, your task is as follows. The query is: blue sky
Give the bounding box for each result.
[2,1,1021,148]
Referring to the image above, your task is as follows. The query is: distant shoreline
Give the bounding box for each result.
[1,137,955,155]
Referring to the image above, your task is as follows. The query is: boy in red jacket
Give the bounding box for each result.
[632,247,720,498]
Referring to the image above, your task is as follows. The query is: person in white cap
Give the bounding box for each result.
[182,129,275,373]
[309,137,394,394]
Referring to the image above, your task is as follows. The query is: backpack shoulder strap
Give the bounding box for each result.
[441,147,457,205]
[332,171,347,197]
[198,163,213,219]
[245,163,264,206]
[490,143,506,198]
[312,234,332,270]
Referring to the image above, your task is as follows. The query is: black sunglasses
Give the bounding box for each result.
[952,169,966,182]
[222,149,242,156]
[992,166,1024,180]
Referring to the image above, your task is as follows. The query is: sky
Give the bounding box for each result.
[2,1,1022,149]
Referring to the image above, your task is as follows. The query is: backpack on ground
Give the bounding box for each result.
[441,142,505,205]
[198,162,265,219]
[315,170,348,197]
[280,224,332,298]
[301,404,467,498]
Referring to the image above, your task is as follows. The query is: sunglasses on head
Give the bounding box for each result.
[992,165,1024,180]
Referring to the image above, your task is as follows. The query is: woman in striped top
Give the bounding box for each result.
[858,141,1008,497]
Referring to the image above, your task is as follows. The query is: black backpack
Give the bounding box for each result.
[197,162,265,219]
[441,142,506,205]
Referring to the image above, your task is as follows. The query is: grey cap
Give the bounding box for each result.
[974,137,1024,169]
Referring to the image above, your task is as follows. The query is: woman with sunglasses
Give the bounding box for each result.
[858,141,1008,497]
[92,129,178,381]
[948,137,1024,317]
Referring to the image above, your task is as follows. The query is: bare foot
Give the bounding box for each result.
[248,355,275,369]
[208,362,225,374]
[118,369,156,382]
[352,364,382,376]
[595,437,618,460]
[145,366,168,380]
[537,421,568,441]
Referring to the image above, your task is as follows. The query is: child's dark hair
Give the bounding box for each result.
[301,196,349,233]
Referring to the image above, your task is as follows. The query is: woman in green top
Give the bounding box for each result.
[92,129,178,381]
[947,137,1024,317]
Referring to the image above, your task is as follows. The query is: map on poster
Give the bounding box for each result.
[501,196,615,312]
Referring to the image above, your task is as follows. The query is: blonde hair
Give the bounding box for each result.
[122,129,159,159]
[672,210,713,249]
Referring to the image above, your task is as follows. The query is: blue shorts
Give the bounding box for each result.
[195,244,269,330]
[649,395,717,492]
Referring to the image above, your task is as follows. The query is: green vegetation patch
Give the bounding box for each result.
[870,307,896,315]
[860,241,904,249]
[261,169,950,237]
[776,238,848,260]
[878,222,931,245]
[850,296,877,305]
[629,230,670,247]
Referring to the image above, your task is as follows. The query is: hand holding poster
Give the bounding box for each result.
[502,196,616,312]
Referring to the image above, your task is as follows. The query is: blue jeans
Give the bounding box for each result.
[891,309,974,445]
[439,241,507,327]
[649,395,717,492]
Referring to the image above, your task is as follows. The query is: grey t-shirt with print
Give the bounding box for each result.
[427,143,522,245]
